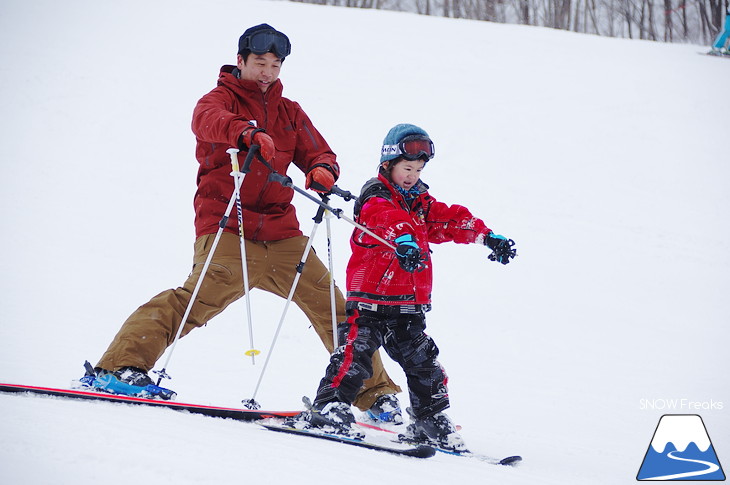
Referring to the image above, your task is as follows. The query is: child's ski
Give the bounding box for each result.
[359,420,521,466]
[262,423,436,458]
[434,448,523,465]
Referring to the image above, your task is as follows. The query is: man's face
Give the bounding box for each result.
[237,52,282,93]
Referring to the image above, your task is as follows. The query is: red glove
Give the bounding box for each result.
[241,126,275,161]
[305,166,335,193]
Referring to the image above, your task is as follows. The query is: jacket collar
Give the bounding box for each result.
[377,173,429,196]
[376,173,429,210]
[216,65,283,102]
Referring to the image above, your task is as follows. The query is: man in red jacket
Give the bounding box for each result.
[90,24,401,415]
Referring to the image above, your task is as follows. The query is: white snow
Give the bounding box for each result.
[650,415,712,453]
[1,0,728,484]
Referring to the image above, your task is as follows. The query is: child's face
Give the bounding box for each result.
[387,159,425,190]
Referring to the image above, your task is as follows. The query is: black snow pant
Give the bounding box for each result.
[314,308,450,419]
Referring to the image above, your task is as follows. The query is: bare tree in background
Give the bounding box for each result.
[288,0,729,44]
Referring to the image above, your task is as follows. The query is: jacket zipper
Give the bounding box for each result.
[251,89,271,241]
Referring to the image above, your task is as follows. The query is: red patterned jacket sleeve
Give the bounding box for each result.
[356,196,415,246]
[424,196,492,245]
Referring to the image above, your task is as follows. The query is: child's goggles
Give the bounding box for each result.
[381,135,435,161]
[241,29,291,58]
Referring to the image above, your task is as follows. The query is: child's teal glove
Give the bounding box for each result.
[394,234,423,273]
[485,232,517,265]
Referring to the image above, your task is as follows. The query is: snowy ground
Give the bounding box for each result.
[1,0,728,484]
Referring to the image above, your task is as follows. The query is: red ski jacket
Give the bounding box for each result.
[191,65,339,241]
[346,173,492,308]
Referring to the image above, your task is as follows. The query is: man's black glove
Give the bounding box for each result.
[394,234,423,273]
[485,232,517,265]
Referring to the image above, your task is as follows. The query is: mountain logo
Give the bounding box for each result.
[637,414,725,481]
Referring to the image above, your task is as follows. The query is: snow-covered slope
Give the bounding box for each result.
[0,1,728,484]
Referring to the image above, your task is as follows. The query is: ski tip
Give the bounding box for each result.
[499,455,522,466]
[412,445,437,458]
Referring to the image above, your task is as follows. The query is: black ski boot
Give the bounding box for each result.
[308,401,364,439]
[403,410,467,452]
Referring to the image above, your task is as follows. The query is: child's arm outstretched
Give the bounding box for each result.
[425,198,517,264]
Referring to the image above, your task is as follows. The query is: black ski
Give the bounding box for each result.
[363,422,522,466]
[399,436,523,466]
[0,382,298,421]
[262,423,436,458]
[435,448,522,465]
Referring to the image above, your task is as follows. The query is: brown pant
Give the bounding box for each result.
[97,233,400,410]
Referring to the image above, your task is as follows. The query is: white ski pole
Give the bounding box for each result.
[153,145,259,386]
[242,204,327,409]
[154,146,261,385]
[324,201,339,349]
[227,148,259,365]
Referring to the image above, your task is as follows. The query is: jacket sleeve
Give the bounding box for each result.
[424,197,491,245]
[289,102,340,180]
[355,197,416,248]
[191,87,251,151]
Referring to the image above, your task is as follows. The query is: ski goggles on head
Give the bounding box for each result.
[381,135,435,161]
[240,29,291,58]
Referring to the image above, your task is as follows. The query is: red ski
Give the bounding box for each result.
[0,382,298,421]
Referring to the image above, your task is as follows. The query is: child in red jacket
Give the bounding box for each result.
[298,123,516,451]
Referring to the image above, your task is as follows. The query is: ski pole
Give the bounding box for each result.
[242,202,328,410]
[227,148,259,365]
[154,146,261,385]
[268,173,396,250]
[319,184,356,344]
[323,197,339,349]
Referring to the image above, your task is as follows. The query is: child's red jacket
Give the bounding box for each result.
[346,173,492,308]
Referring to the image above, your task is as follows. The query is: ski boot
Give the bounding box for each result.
[366,394,404,425]
[309,401,364,439]
[402,409,467,452]
[287,397,364,439]
[79,361,176,400]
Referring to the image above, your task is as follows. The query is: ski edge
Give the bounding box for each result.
[262,423,436,458]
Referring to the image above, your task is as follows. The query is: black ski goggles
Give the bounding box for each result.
[381,135,435,161]
[240,29,291,59]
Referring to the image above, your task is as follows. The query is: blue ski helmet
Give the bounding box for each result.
[380,123,434,164]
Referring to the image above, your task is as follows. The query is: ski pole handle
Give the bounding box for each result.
[329,185,358,202]
[227,148,240,172]
[228,145,259,174]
